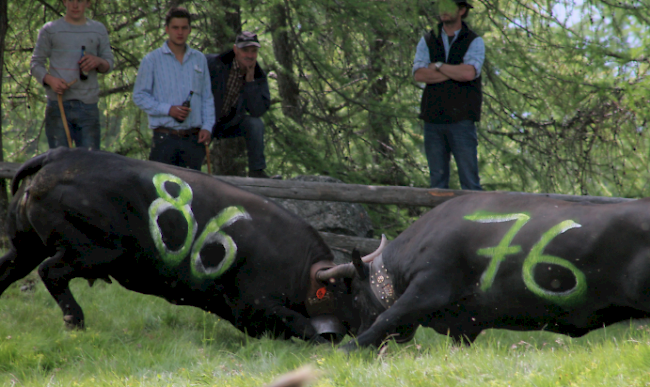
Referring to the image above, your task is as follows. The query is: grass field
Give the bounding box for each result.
[1,272,649,386]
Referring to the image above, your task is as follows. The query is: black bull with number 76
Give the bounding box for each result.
[318,192,650,351]
[0,148,359,342]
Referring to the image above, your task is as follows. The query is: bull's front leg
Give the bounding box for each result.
[38,250,85,329]
[230,296,320,342]
[341,278,450,352]
[269,303,321,342]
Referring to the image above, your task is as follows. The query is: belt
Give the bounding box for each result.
[153,127,201,137]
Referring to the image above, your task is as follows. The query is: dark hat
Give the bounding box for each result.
[235,31,261,48]
[452,0,474,8]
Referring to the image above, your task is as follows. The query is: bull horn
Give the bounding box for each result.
[361,234,388,263]
[316,263,356,281]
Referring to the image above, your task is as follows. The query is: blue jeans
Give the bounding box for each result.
[424,120,482,190]
[149,131,206,171]
[217,116,266,171]
[45,100,101,150]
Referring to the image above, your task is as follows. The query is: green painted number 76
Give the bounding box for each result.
[464,211,587,307]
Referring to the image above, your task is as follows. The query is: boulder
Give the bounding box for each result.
[274,175,374,263]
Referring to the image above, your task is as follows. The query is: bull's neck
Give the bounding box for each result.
[369,254,398,309]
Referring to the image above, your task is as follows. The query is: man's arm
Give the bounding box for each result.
[438,37,485,82]
[30,26,51,86]
[242,65,271,118]
[79,24,113,75]
[132,54,172,117]
[200,55,216,133]
[412,35,485,84]
[435,63,476,82]
[412,36,450,84]
[414,67,450,84]
[30,25,70,94]
[91,23,114,74]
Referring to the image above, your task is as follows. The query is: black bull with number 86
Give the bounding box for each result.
[319,192,650,351]
[0,148,358,342]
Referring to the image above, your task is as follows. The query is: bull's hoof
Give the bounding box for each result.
[338,340,358,353]
[63,315,85,330]
[310,335,331,345]
[393,324,419,343]
[310,332,345,345]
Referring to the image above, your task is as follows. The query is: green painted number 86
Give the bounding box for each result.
[148,173,251,279]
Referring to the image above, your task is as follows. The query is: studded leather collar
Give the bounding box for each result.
[369,253,398,309]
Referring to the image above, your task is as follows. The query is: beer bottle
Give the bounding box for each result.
[176,91,193,123]
[79,46,88,81]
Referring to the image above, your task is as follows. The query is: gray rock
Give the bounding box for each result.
[274,175,374,263]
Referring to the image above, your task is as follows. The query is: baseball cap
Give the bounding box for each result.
[235,31,261,48]
[452,0,474,8]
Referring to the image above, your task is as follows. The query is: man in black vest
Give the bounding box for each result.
[413,0,484,190]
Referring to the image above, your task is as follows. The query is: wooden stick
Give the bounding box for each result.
[56,79,78,148]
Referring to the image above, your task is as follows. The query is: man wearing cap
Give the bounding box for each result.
[206,31,273,178]
[413,0,485,190]
[133,7,215,171]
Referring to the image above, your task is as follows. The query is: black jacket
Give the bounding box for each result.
[419,22,482,124]
[205,50,271,136]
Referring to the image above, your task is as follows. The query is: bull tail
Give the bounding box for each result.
[11,152,52,195]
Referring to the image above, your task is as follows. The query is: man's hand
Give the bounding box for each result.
[198,129,211,144]
[414,67,449,84]
[43,75,70,94]
[79,54,110,73]
[169,105,191,121]
[244,63,255,82]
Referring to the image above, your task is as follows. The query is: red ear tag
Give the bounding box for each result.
[316,287,327,299]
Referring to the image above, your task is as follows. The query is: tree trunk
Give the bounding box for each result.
[367,30,401,185]
[0,0,8,247]
[270,2,302,124]
[210,138,247,176]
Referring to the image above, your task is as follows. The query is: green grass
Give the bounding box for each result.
[1,273,650,386]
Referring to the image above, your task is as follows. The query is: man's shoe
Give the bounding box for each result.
[249,169,283,179]
[249,169,270,178]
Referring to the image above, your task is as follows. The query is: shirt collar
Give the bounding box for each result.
[162,41,193,57]
[442,28,461,42]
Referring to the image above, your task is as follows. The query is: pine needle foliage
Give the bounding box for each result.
[2,0,650,235]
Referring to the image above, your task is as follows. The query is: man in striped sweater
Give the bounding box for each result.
[30,0,114,150]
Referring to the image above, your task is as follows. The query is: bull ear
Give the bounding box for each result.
[352,249,367,280]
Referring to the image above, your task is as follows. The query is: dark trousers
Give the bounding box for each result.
[217,116,266,171]
[424,120,482,190]
[149,130,206,171]
[45,99,101,150]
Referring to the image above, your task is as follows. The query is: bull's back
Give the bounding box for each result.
[388,193,650,332]
[17,149,325,299]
